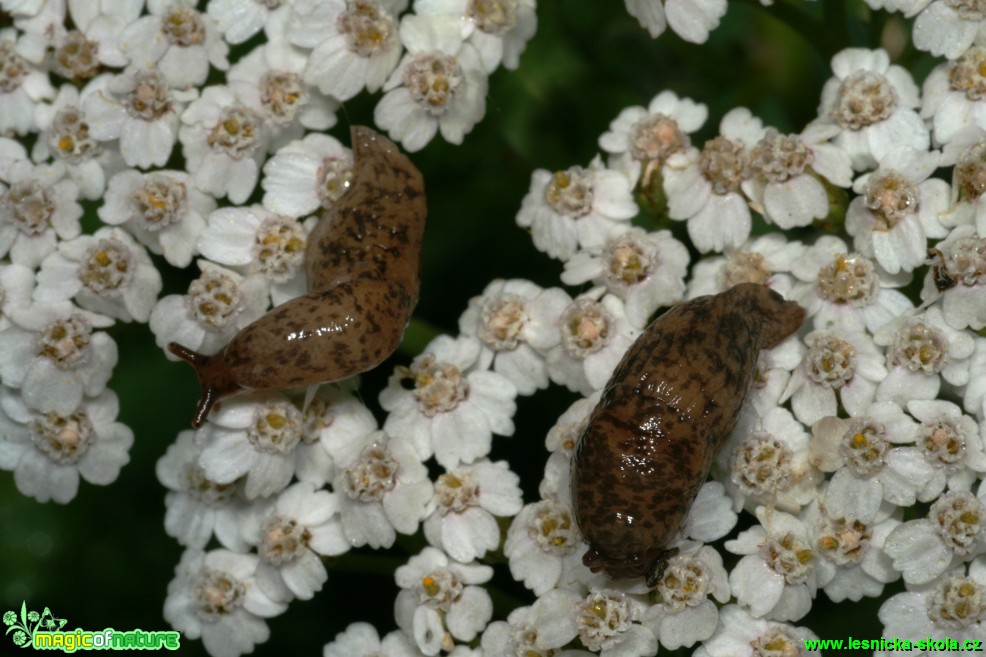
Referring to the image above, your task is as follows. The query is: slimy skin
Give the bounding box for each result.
[169,126,426,428]
[570,283,804,586]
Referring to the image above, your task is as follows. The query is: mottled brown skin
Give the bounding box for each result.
[169,126,426,428]
[571,283,804,586]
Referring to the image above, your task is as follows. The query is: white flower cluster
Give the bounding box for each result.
[3,0,986,656]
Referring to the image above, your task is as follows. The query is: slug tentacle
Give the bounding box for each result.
[169,126,426,427]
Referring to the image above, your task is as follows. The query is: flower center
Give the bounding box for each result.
[134,173,187,232]
[949,46,986,101]
[750,628,803,657]
[80,238,134,296]
[337,0,396,57]
[317,157,354,209]
[748,129,814,183]
[259,70,308,124]
[408,355,469,416]
[259,514,311,566]
[576,591,632,652]
[932,236,986,287]
[195,570,245,620]
[761,531,814,584]
[560,299,613,359]
[188,269,242,329]
[889,321,948,374]
[125,69,173,121]
[930,491,983,556]
[35,315,92,370]
[723,251,771,287]
[31,411,94,465]
[468,0,518,35]
[805,333,856,389]
[839,418,889,477]
[342,444,399,502]
[48,107,100,164]
[816,516,871,566]
[656,554,710,610]
[815,253,877,306]
[955,141,986,201]
[434,471,478,514]
[403,53,463,115]
[544,167,594,217]
[419,569,463,611]
[253,215,306,282]
[246,402,303,455]
[0,41,28,93]
[529,501,578,555]
[864,170,919,229]
[207,105,263,159]
[831,70,898,130]
[3,180,54,236]
[731,430,793,497]
[698,135,746,194]
[478,294,527,350]
[161,6,207,47]
[629,113,688,164]
[918,417,967,468]
[927,575,986,629]
[53,31,99,80]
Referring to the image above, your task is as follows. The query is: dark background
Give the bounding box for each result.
[1,1,940,654]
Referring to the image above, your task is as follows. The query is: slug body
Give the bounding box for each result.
[570,283,804,585]
[169,126,426,427]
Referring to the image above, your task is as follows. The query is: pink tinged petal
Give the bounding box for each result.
[281,550,328,599]
[764,176,827,228]
[445,586,492,641]
[883,521,953,584]
[199,432,256,483]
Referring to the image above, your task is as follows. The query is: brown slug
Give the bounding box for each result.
[169,125,426,428]
[570,283,804,586]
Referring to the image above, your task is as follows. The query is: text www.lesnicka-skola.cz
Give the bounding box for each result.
[803,637,983,651]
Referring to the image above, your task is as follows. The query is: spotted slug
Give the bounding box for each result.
[169,125,426,428]
[570,283,804,585]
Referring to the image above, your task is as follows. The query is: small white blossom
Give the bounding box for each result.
[67,0,144,68]
[118,0,229,88]
[414,0,537,72]
[923,224,986,330]
[380,335,517,468]
[374,14,488,152]
[940,126,986,229]
[422,459,523,562]
[623,0,727,44]
[908,400,986,496]
[300,384,376,487]
[480,595,593,656]
[82,66,196,169]
[516,157,638,261]
[726,506,826,622]
[156,429,252,551]
[244,481,349,601]
[504,498,585,595]
[817,47,929,170]
[540,393,596,500]
[845,146,949,274]
[912,1,986,59]
[0,388,133,504]
[261,133,353,218]
[562,228,689,328]
[291,0,404,101]
[0,28,55,136]
[332,430,434,549]
[686,233,805,299]
[883,485,986,585]
[692,604,820,657]
[99,168,215,268]
[395,546,494,655]
[573,588,657,657]
[878,559,986,655]
[197,205,310,304]
[923,49,986,147]
[163,548,287,657]
[197,393,306,499]
[179,85,269,204]
[324,622,428,657]
[598,89,708,186]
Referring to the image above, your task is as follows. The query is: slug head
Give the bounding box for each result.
[167,342,241,428]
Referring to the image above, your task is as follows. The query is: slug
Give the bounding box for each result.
[570,283,804,585]
[169,125,426,428]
